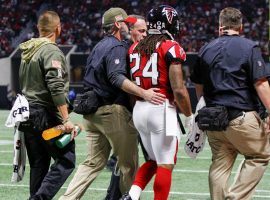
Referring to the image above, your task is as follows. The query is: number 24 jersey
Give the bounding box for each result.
[128,39,186,101]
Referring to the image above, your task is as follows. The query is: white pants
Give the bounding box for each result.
[133,100,179,164]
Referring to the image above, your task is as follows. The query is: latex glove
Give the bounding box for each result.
[185,114,194,131]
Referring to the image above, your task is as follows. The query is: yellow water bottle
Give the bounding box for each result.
[42,125,65,140]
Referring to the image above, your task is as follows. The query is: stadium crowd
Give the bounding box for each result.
[0,0,269,58]
[0,0,40,58]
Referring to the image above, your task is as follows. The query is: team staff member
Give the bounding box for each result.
[19,11,76,200]
[129,15,147,43]
[190,7,270,200]
[121,14,147,47]
[122,5,193,200]
[105,14,149,200]
[106,14,148,168]
[128,14,150,161]
[60,7,165,200]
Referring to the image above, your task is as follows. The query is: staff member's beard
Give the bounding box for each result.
[120,29,131,41]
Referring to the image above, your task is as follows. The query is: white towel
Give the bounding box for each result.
[11,126,26,182]
[5,94,29,182]
[165,99,181,139]
[184,96,207,159]
[5,94,29,127]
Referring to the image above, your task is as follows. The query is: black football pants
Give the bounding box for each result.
[24,130,75,200]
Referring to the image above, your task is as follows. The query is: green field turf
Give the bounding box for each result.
[0,110,269,200]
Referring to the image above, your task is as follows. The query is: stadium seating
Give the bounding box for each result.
[0,0,268,58]
[0,0,41,58]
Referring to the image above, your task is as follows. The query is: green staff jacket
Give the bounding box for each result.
[19,37,70,115]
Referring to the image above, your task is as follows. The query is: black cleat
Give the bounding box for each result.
[120,193,132,200]
[104,169,121,200]
[106,155,117,172]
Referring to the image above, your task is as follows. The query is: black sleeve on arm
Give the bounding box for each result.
[190,56,203,84]
[248,46,270,82]
[106,45,128,88]
[165,51,183,67]
[165,51,184,66]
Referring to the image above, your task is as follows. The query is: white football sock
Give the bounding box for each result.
[129,185,142,200]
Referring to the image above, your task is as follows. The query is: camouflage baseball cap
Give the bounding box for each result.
[102,7,137,27]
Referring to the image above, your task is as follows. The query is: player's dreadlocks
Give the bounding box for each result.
[135,34,169,55]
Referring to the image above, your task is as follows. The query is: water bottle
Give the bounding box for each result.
[42,125,65,140]
[55,125,81,148]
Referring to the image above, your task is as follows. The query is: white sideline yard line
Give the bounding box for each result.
[0,150,267,164]
[0,140,13,145]
[0,184,269,198]
[0,142,213,151]
[173,169,270,176]
[0,150,212,159]
[0,151,241,161]
[0,139,212,150]
[0,163,269,176]
[257,190,270,193]
[0,151,252,162]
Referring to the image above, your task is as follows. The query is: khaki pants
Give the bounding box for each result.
[59,104,138,200]
[207,111,270,200]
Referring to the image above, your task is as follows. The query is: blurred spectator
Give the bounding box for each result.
[0,0,40,58]
[0,0,268,58]
[177,0,269,57]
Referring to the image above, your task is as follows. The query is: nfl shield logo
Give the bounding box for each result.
[115,59,120,64]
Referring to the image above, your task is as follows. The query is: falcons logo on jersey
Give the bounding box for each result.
[162,7,177,24]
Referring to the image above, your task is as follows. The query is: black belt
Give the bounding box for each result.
[98,96,131,110]
[99,96,113,106]
[227,107,245,121]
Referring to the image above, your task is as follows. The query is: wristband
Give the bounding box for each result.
[185,114,194,128]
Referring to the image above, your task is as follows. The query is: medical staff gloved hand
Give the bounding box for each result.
[185,114,194,131]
